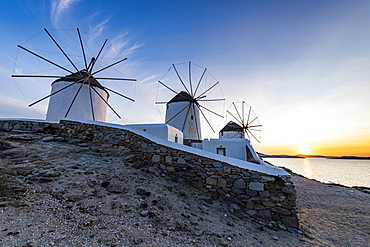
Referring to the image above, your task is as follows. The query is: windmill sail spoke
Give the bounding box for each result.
[165,103,190,124]
[193,68,207,96]
[94,77,136,81]
[158,80,178,95]
[233,102,243,125]
[246,106,252,126]
[103,87,135,102]
[197,98,225,102]
[196,81,219,99]
[226,110,243,126]
[64,81,84,118]
[247,129,260,143]
[89,39,107,73]
[191,104,201,140]
[90,86,121,119]
[92,58,127,76]
[172,64,190,95]
[77,28,88,71]
[196,104,215,133]
[155,101,168,104]
[88,82,95,121]
[198,105,224,118]
[245,129,250,141]
[248,128,261,132]
[248,116,258,126]
[12,75,66,78]
[29,81,79,107]
[44,28,80,73]
[248,124,262,128]
[18,45,74,74]
[181,103,192,132]
[188,62,194,97]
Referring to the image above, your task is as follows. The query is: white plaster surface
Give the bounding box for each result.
[165,101,202,140]
[46,81,108,122]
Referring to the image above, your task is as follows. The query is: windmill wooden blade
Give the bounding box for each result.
[197,98,225,102]
[181,103,193,132]
[188,62,194,96]
[233,102,243,125]
[226,110,243,126]
[193,68,207,96]
[158,80,178,95]
[29,81,79,107]
[92,58,127,76]
[103,87,135,102]
[198,104,224,118]
[44,28,80,73]
[154,101,168,104]
[246,106,252,126]
[248,124,262,128]
[89,39,107,73]
[196,81,219,99]
[18,45,74,74]
[88,81,95,121]
[172,64,190,95]
[248,116,259,126]
[12,75,66,78]
[246,128,260,143]
[165,102,190,124]
[196,104,215,133]
[90,86,121,119]
[77,28,88,70]
[64,82,85,117]
[94,77,136,81]
[191,104,201,140]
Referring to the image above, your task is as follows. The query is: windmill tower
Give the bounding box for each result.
[12,28,136,122]
[157,62,224,141]
[223,101,262,144]
[165,91,202,140]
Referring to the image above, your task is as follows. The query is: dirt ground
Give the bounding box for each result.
[0,131,369,246]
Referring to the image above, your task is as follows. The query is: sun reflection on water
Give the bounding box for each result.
[302,158,313,179]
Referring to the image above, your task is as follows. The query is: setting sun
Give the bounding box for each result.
[299,145,311,155]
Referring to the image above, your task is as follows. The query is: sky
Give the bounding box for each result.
[0,0,370,157]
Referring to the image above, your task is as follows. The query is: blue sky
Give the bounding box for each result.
[1,0,370,156]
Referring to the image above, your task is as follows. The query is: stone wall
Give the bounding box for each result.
[0,119,299,228]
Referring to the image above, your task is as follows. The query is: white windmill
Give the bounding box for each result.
[12,28,136,122]
[156,62,225,141]
[223,101,262,145]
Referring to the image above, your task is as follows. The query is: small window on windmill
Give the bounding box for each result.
[191,115,194,120]
[175,134,178,143]
[217,147,226,156]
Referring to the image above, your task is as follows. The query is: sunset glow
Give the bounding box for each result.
[299,145,311,155]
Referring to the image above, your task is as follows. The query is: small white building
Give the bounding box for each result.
[46,71,109,122]
[124,124,183,144]
[192,138,261,164]
[191,121,262,164]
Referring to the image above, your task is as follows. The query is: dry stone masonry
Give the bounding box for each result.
[0,119,299,228]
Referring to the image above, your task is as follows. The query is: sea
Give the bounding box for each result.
[264,158,370,188]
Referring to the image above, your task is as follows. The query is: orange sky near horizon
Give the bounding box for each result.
[259,137,370,157]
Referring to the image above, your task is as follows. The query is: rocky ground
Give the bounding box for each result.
[0,131,369,246]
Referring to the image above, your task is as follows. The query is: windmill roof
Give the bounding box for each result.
[220,121,243,132]
[52,70,108,94]
[168,91,194,103]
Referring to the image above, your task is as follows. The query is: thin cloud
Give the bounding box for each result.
[50,0,80,27]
